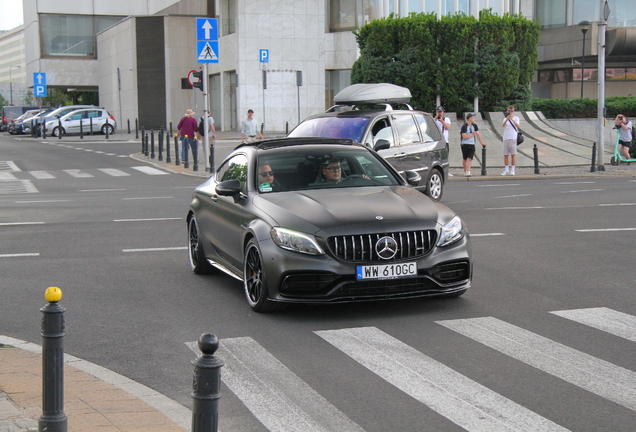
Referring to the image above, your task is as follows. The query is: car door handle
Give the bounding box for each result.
[394,152,407,159]
[210,194,218,202]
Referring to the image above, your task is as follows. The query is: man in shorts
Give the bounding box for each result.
[460,113,486,177]
[501,105,520,175]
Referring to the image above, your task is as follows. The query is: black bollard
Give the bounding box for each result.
[209,143,215,174]
[191,333,224,432]
[480,146,487,176]
[135,118,139,139]
[590,142,597,172]
[193,138,199,172]
[127,119,131,134]
[39,287,68,432]
[80,118,84,139]
[58,118,63,139]
[151,130,155,159]
[90,117,93,135]
[105,118,110,140]
[42,121,47,139]
[166,131,171,163]
[286,121,289,135]
[184,136,190,169]
[169,121,173,138]
[140,128,145,153]
[533,144,540,174]
[158,127,164,161]
[144,132,149,157]
[175,135,180,166]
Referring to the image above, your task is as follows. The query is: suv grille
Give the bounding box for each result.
[328,230,437,263]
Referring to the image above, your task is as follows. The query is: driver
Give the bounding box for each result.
[322,159,343,183]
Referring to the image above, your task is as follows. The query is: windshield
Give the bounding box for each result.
[288,117,369,142]
[255,145,401,193]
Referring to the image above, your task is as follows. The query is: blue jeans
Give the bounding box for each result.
[181,136,197,162]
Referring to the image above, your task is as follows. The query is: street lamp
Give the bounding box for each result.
[578,21,591,99]
[9,65,22,106]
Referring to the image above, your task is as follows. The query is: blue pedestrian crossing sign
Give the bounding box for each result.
[196,18,219,63]
[33,72,47,98]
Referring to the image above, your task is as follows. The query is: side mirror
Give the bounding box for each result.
[402,170,421,186]
[374,139,390,152]
[216,179,242,202]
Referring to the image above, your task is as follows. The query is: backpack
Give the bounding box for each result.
[198,117,205,135]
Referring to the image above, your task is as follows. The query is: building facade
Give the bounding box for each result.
[0,0,634,132]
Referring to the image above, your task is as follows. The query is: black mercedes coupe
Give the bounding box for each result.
[187,137,472,312]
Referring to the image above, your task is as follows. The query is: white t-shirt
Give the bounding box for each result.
[435,116,451,143]
[503,116,520,141]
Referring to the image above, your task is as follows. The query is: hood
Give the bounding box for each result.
[253,186,442,236]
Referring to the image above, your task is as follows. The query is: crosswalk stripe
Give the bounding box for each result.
[0,179,38,194]
[436,317,636,412]
[0,161,21,172]
[98,168,131,177]
[29,171,57,179]
[550,307,636,343]
[209,337,366,432]
[131,166,169,175]
[316,327,567,432]
[63,169,94,178]
[0,172,17,180]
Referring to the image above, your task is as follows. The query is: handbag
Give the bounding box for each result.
[508,119,524,145]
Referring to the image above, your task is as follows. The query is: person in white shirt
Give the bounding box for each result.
[614,114,633,161]
[434,105,451,146]
[241,109,264,143]
[501,105,520,176]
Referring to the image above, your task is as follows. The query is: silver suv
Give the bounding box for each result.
[288,84,449,201]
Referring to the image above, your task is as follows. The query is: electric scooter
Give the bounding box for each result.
[610,124,636,165]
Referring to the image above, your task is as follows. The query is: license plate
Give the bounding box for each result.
[356,261,418,280]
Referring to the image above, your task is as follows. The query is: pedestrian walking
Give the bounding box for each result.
[501,105,520,176]
[240,109,264,144]
[460,113,486,177]
[178,109,198,163]
[614,114,633,161]
[198,110,217,145]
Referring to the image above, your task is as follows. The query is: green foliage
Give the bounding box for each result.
[23,90,34,105]
[0,93,6,112]
[531,97,636,119]
[37,89,99,108]
[351,10,540,113]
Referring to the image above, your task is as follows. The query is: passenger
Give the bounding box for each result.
[257,163,282,192]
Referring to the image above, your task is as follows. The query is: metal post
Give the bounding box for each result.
[80,119,83,139]
[480,146,487,176]
[191,333,224,432]
[158,127,164,161]
[184,136,190,169]
[105,118,110,140]
[286,121,289,135]
[128,119,131,134]
[39,287,68,432]
[597,0,610,171]
[58,118,62,139]
[140,128,145,153]
[169,121,173,138]
[175,135,181,166]
[166,130,171,163]
[533,144,540,174]
[42,121,47,139]
[135,118,139,139]
[193,138,199,172]
[591,142,597,172]
[90,118,93,135]
[151,130,155,159]
[144,132,149,157]
[209,143,215,174]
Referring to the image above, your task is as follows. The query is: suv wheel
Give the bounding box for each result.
[425,169,443,201]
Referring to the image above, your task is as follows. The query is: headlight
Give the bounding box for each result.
[437,215,464,247]
[270,227,325,255]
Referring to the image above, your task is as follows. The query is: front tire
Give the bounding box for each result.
[102,124,114,135]
[425,169,444,201]
[243,239,285,312]
[52,127,64,137]
[188,216,214,274]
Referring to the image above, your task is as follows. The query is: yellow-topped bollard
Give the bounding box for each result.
[45,287,62,303]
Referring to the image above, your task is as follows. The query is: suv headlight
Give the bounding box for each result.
[271,227,325,255]
[437,215,464,247]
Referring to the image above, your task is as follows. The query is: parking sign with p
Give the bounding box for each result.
[33,72,47,98]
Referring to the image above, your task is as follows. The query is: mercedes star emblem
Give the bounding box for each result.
[375,236,398,260]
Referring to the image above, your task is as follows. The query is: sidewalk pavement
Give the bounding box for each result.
[3,130,634,432]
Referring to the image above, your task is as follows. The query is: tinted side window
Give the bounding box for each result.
[393,114,421,145]
[364,117,395,148]
[217,154,248,192]
[415,113,441,142]
[69,112,86,120]
[87,110,102,118]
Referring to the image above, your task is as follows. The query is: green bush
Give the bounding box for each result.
[531,97,636,119]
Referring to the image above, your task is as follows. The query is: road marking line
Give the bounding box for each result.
[122,196,173,200]
[122,247,187,252]
[80,188,126,192]
[131,166,169,175]
[436,317,636,412]
[98,168,131,177]
[0,222,45,226]
[29,171,56,179]
[15,200,69,204]
[553,181,596,185]
[494,194,532,199]
[599,203,636,206]
[476,184,521,187]
[575,227,636,232]
[0,253,40,258]
[0,172,17,180]
[190,337,365,432]
[316,327,567,432]
[114,218,182,222]
[470,233,505,237]
[485,206,544,210]
[64,169,94,178]
[550,307,636,343]
[560,189,603,193]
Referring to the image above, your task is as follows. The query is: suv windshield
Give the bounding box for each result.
[288,117,369,142]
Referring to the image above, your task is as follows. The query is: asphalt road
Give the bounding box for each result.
[1,133,636,431]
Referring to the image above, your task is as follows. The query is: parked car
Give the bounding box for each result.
[1,106,41,132]
[8,109,46,134]
[33,105,96,135]
[288,83,448,201]
[45,108,116,137]
[187,137,472,312]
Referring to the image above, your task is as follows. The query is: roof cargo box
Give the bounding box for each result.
[334,83,412,105]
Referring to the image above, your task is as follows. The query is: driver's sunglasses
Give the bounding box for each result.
[324,166,341,171]
[259,171,274,177]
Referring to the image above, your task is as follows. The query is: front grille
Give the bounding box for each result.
[328,230,437,263]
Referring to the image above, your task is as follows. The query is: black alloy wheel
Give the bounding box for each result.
[243,239,285,312]
[188,216,213,274]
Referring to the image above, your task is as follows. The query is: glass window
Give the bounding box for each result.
[39,14,124,58]
[554,69,572,82]
[221,0,236,35]
[572,0,598,24]
[609,0,636,27]
[329,0,380,31]
[217,154,248,192]
[325,69,352,109]
[414,113,441,142]
[536,0,566,29]
[393,114,420,145]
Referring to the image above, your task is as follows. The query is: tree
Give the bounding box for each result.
[23,90,34,105]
